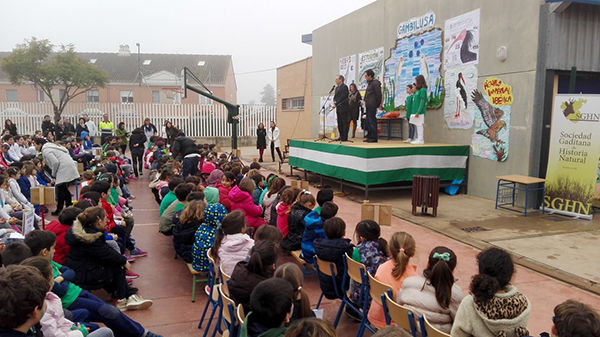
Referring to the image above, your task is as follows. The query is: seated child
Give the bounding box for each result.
[261,177,285,224]
[284,318,337,337]
[240,278,293,337]
[250,174,265,205]
[172,199,207,263]
[211,210,254,276]
[314,189,334,214]
[552,300,600,337]
[281,190,315,253]
[191,203,228,272]
[229,178,265,231]
[313,217,354,300]
[301,201,339,264]
[159,183,196,236]
[274,263,315,323]
[276,187,301,237]
[159,175,184,216]
[0,264,49,336]
[46,207,84,265]
[253,224,283,251]
[229,240,278,314]
[21,256,114,337]
[217,172,236,211]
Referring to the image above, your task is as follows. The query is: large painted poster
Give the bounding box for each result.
[357,47,384,91]
[319,96,337,137]
[444,9,480,68]
[443,65,478,129]
[471,77,512,161]
[382,28,444,112]
[339,55,357,85]
[545,94,600,219]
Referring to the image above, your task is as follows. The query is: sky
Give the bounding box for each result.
[0,0,375,104]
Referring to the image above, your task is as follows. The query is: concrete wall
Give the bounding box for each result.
[311,0,545,200]
[277,57,313,146]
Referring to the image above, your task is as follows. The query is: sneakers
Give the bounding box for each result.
[128,195,136,200]
[130,248,147,257]
[403,138,412,143]
[116,299,128,311]
[126,271,140,279]
[142,330,162,337]
[410,139,424,145]
[126,294,153,310]
[126,255,135,262]
[126,278,133,284]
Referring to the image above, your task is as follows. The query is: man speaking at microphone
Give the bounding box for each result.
[332,75,350,141]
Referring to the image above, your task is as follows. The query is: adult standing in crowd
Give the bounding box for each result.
[348,82,362,139]
[76,117,89,137]
[99,114,114,145]
[163,120,178,148]
[172,131,201,178]
[41,115,55,135]
[63,118,76,135]
[141,118,158,148]
[129,128,147,178]
[115,122,129,155]
[363,69,382,143]
[34,138,80,215]
[332,75,350,141]
[267,121,283,162]
[54,119,66,140]
[256,123,266,162]
[83,114,98,143]
[4,119,17,136]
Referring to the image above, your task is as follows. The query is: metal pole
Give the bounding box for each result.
[569,66,576,93]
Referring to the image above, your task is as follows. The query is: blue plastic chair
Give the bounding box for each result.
[314,256,351,328]
[198,250,218,334]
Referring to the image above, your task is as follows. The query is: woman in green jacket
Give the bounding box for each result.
[411,75,428,145]
[115,122,130,154]
[404,84,415,143]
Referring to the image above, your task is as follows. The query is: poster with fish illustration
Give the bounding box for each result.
[382,28,444,112]
[471,77,512,162]
[443,65,478,129]
[339,55,357,86]
[357,47,384,91]
[444,9,480,68]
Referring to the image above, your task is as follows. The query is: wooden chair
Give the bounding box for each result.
[236,304,245,329]
[367,271,393,326]
[291,250,316,280]
[199,249,220,335]
[219,265,232,297]
[420,314,451,337]
[384,292,418,337]
[315,256,348,328]
[217,285,239,337]
[345,253,376,337]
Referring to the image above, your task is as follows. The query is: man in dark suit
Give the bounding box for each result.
[333,75,350,141]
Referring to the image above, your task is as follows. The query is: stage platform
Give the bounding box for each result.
[288,139,470,198]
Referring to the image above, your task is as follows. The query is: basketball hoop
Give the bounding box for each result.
[162,87,182,100]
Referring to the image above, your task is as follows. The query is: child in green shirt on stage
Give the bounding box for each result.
[404,84,416,143]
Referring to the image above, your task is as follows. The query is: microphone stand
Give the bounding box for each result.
[314,87,336,142]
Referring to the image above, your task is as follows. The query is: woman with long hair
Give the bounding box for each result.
[348,83,362,138]
[267,121,283,162]
[256,122,267,162]
[410,74,428,145]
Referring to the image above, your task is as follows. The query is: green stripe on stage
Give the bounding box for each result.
[289,139,469,158]
[289,157,466,185]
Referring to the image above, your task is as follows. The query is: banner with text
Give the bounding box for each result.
[545,94,600,218]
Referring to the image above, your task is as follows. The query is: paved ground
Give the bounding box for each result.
[49,146,599,336]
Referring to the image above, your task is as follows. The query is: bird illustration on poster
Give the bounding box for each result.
[444,9,480,68]
[443,65,477,129]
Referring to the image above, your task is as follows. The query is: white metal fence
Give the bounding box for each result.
[0,102,277,138]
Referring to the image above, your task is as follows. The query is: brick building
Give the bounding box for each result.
[276,57,312,146]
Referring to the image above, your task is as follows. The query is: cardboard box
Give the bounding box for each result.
[232,149,241,158]
[291,180,309,190]
[93,148,102,156]
[31,187,55,205]
[77,163,84,174]
[361,200,392,226]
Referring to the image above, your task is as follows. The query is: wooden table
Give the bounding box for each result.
[495,174,546,216]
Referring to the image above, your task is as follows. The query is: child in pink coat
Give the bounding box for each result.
[276,187,301,237]
[228,178,265,231]
[211,210,255,276]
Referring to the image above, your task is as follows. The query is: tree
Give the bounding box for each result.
[1,37,109,121]
[260,83,275,105]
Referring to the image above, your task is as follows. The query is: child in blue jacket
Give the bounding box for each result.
[300,201,338,264]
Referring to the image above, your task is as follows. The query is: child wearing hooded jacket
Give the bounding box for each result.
[276,187,301,237]
[191,203,228,272]
[281,190,315,252]
[300,201,338,264]
[210,210,254,276]
[229,178,265,231]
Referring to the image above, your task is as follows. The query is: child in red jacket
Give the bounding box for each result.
[229,178,265,232]
[46,207,83,265]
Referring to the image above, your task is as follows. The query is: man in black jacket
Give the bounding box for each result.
[363,69,382,143]
[41,115,55,135]
[172,132,201,178]
[333,75,350,141]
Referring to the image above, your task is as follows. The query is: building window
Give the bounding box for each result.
[58,89,66,102]
[37,90,46,102]
[120,90,134,103]
[282,97,304,110]
[152,91,160,104]
[86,90,99,103]
[6,90,18,102]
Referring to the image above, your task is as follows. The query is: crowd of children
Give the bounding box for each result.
[1,120,600,337]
